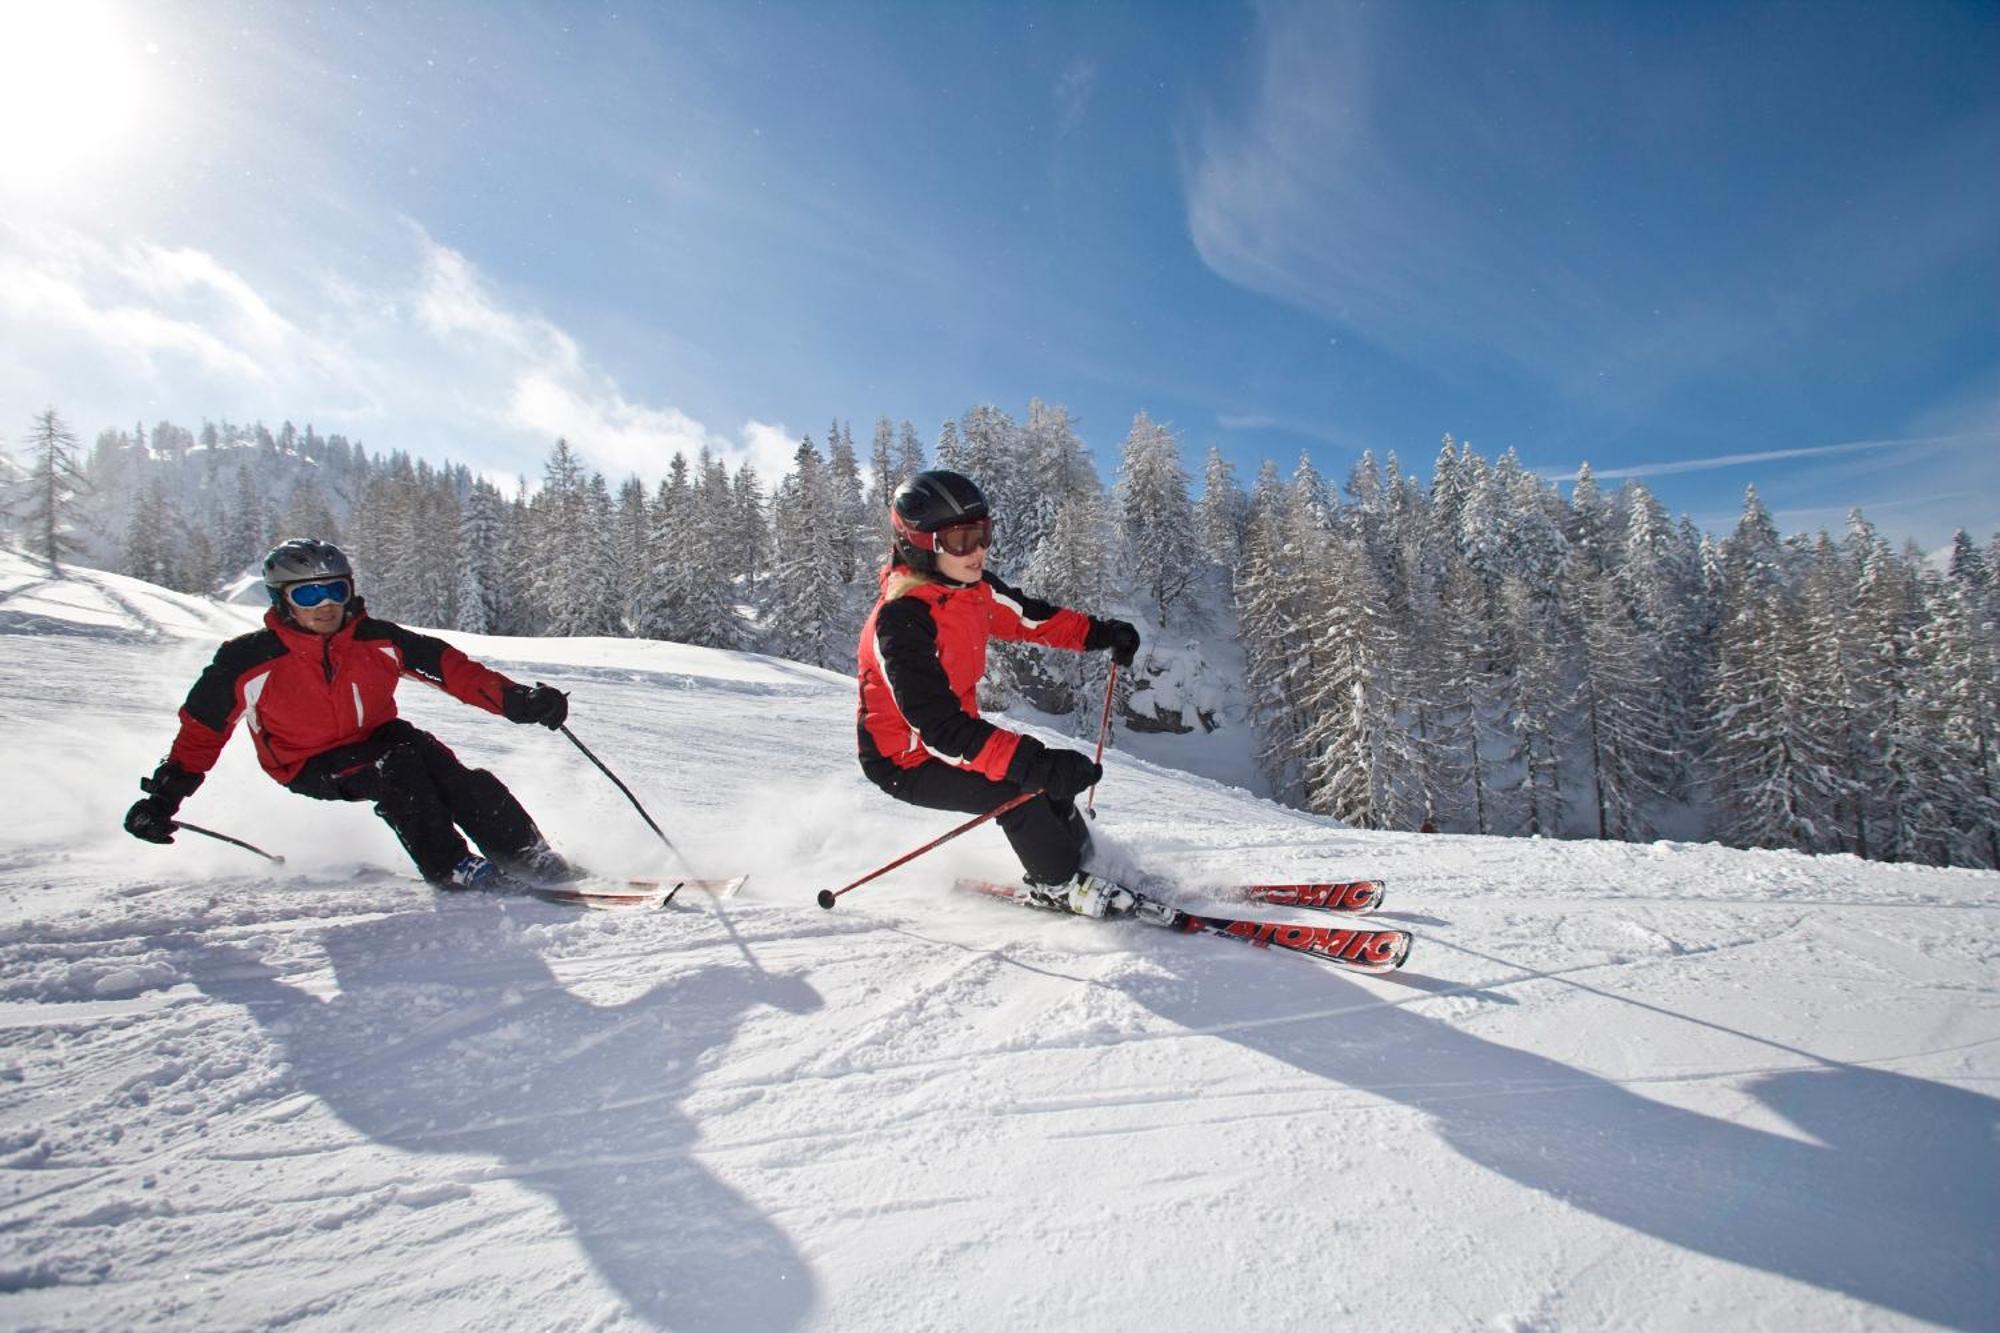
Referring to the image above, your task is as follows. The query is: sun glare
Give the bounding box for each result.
[0,0,152,191]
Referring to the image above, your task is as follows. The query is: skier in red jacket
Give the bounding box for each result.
[858,471,1142,916]
[123,539,577,889]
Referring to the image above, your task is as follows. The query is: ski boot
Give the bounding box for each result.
[1025,870,1140,919]
[507,841,583,886]
[448,855,499,890]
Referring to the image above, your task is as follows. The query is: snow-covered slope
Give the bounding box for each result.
[1,550,1995,1331]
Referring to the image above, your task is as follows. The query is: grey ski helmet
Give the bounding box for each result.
[890,470,990,573]
[262,538,354,606]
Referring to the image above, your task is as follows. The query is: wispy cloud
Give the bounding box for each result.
[1216,409,1373,452]
[0,219,798,486]
[1181,2,2000,420]
[1054,60,1097,137]
[1540,433,1987,483]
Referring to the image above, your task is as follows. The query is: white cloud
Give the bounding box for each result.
[0,218,787,489]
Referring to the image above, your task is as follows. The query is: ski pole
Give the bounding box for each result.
[1085,661,1119,819]
[817,790,1039,910]
[559,723,767,973]
[559,724,687,866]
[172,820,286,865]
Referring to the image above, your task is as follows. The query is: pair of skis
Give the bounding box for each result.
[957,878,1410,974]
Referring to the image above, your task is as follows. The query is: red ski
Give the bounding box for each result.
[955,879,1411,974]
[1223,880,1384,915]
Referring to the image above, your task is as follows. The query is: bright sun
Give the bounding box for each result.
[0,0,152,191]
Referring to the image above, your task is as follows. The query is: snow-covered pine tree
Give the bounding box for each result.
[1615,480,1696,797]
[1566,463,1614,575]
[1236,462,1314,801]
[934,419,966,475]
[1289,451,1335,532]
[500,483,541,634]
[583,471,624,634]
[1380,462,1455,828]
[1498,572,1570,837]
[347,460,411,615]
[764,438,845,669]
[1116,412,1201,627]
[613,475,651,626]
[676,450,744,649]
[1297,533,1410,828]
[533,440,620,637]
[867,418,896,514]
[1569,566,1671,840]
[990,402,1102,712]
[403,461,463,628]
[894,420,926,488]
[1194,446,1248,572]
[1429,435,1469,550]
[958,405,1026,572]
[1927,536,2000,866]
[1854,532,1951,863]
[178,527,217,596]
[1705,487,1840,850]
[825,425,871,585]
[279,475,339,546]
[1434,554,1498,833]
[1800,528,1874,856]
[1017,398,1092,563]
[1021,487,1115,726]
[454,479,508,634]
[732,463,768,595]
[16,408,89,572]
[222,463,267,583]
[123,480,179,588]
[636,454,694,641]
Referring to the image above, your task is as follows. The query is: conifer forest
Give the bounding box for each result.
[6,402,1996,870]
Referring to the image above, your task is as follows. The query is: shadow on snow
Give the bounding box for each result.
[183,907,823,1330]
[1123,953,1998,1330]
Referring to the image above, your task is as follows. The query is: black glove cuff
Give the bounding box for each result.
[1004,733,1048,788]
[141,761,203,804]
[1084,618,1115,653]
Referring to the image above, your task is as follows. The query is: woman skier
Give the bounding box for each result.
[857,470,1143,915]
[123,538,579,889]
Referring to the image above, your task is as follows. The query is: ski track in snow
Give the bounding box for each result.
[0,550,1996,1331]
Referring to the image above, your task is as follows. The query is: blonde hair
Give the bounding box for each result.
[882,567,934,602]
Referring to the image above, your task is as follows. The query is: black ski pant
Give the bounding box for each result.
[288,719,544,883]
[867,759,1091,886]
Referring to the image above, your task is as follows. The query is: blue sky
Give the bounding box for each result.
[1,0,1994,548]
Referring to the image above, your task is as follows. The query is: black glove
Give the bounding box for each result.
[126,760,201,844]
[502,683,569,729]
[1005,734,1102,801]
[124,797,178,844]
[1088,618,1142,668]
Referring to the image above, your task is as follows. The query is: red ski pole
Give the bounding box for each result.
[817,790,1039,910]
[1085,661,1119,818]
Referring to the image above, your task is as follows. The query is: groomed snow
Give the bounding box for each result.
[1,550,1995,1331]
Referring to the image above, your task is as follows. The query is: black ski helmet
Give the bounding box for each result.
[262,538,354,609]
[890,470,989,573]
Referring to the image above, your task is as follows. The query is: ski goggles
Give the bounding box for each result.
[923,517,994,556]
[284,578,352,609]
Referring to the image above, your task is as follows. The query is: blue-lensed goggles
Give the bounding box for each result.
[284,578,351,609]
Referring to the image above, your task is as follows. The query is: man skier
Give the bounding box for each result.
[857,470,1143,916]
[123,538,578,889]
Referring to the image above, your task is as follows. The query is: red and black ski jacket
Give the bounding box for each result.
[857,565,1108,783]
[166,601,517,787]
